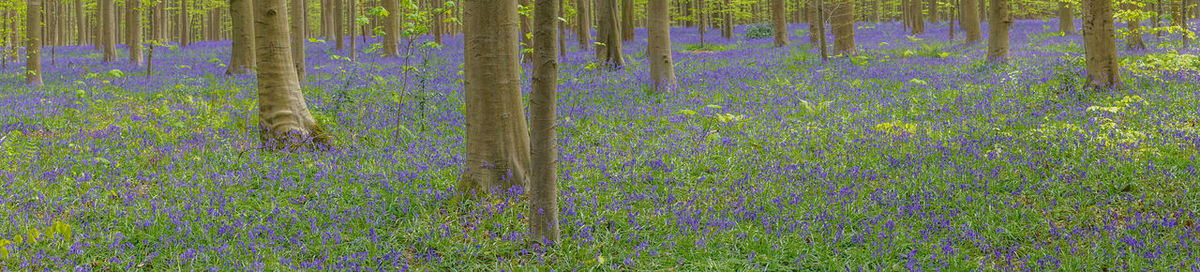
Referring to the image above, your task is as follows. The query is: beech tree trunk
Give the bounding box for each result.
[1059,1,1075,34]
[961,0,980,42]
[128,0,143,65]
[530,0,561,247]
[349,0,358,59]
[292,0,308,81]
[335,0,345,50]
[560,0,568,57]
[461,0,532,194]
[229,0,257,74]
[596,0,625,69]
[911,0,925,34]
[76,0,85,44]
[986,0,1010,62]
[102,0,117,60]
[648,0,677,89]
[774,0,788,46]
[576,0,592,50]
[1124,1,1146,50]
[622,0,634,40]
[1082,0,1120,88]
[832,0,855,54]
[256,0,326,148]
[28,0,44,86]
[808,0,819,43]
[383,0,400,56]
[182,0,191,46]
[722,0,733,38]
[930,0,939,23]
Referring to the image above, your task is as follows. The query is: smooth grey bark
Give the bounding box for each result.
[530,0,562,247]
[832,0,855,54]
[383,0,400,57]
[1082,0,1121,88]
[255,0,326,148]
[774,0,788,46]
[596,0,624,69]
[228,0,256,74]
[648,0,677,89]
[28,0,44,86]
[961,0,980,42]
[986,0,1010,62]
[292,0,308,81]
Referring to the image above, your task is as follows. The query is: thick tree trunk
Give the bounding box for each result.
[1125,1,1146,50]
[102,0,117,60]
[76,0,85,44]
[461,0,532,194]
[256,0,326,148]
[986,0,1010,62]
[622,0,634,40]
[773,0,788,46]
[911,0,925,34]
[576,0,592,50]
[128,0,143,66]
[831,0,854,54]
[335,0,345,50]
[961,0,980,42]
[1059,1,1075,34]
[648,0,677,89]
[292,0,308,81]
[28,0,44,86]
[1082,0,1120,88]
[930,0,939,23]
[433,0,444,44]
[383,0,400,56]
[530,0,561,247]
[596,0,625,69]
[182,0,191,46]
[228,0,256,74]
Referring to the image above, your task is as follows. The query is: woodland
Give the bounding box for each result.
[0,0,1199,270]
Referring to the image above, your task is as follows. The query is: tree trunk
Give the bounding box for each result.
[648,0,677,89]
[986,0,1009,62]
[832,0,854,54]
[530,0,561,247]
[1125,1,1146,50]
[722,0,733,38]
[335,0,345,50]
[817,0,828,59]
[1082,0,1120,88]
[961,0,979,42]
[228,0,256,74]
[293,0,308,81]
[461,0,532,194]
[76,0,85,44]
[349,0,358,59]
[596,0,625,69]
[28,0,44,86]
[773,0,788,46]
[128,0,143,66]
[808,0,819,42]
[930,0,939,23]
[383,0,400,56]
[256,0,326,148]
[102,0,117,60]
[622,0,634,40]
[576,0,591,50]
[911,0,925,34]
[560,0,568,56]
[182,0,191,46]
[1059,1,1074,34]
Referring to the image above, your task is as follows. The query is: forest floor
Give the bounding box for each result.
[1,20,1199,270]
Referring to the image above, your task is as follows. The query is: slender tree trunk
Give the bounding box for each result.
[228,0,256,74]
[461,0,532,194]
[722,0,733,38]
[383,0,400,56]
[930,0,939,23]
[832,0,854,54]
[622,0,634,40]
[596,0,624,68]
[530,0,561,247]
[349,0,358,59]
[950,0,956,40]
[1059,1,1075,34]
[433,0,444,44]
[520,0,534,61]
[102,0,117,60]
[648,0,677,89]
[576,0,591,50]
[560,0,568,56]
[294,0,309,81]
[773,0,788,46]
[129,0,143,66]
[256,0,326,148]
[808,0,819,42]
[817,0,828,59]
[28,0,44,86]
[76,0,85,45]
[1125,1,1146,50]
[1082,0,1120,88]
[986,0,1009,62]
[961,0,980,42]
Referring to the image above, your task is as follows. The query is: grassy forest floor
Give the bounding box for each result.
[1,20,1200,270]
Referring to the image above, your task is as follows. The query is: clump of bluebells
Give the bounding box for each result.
[0,20,1199,270]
